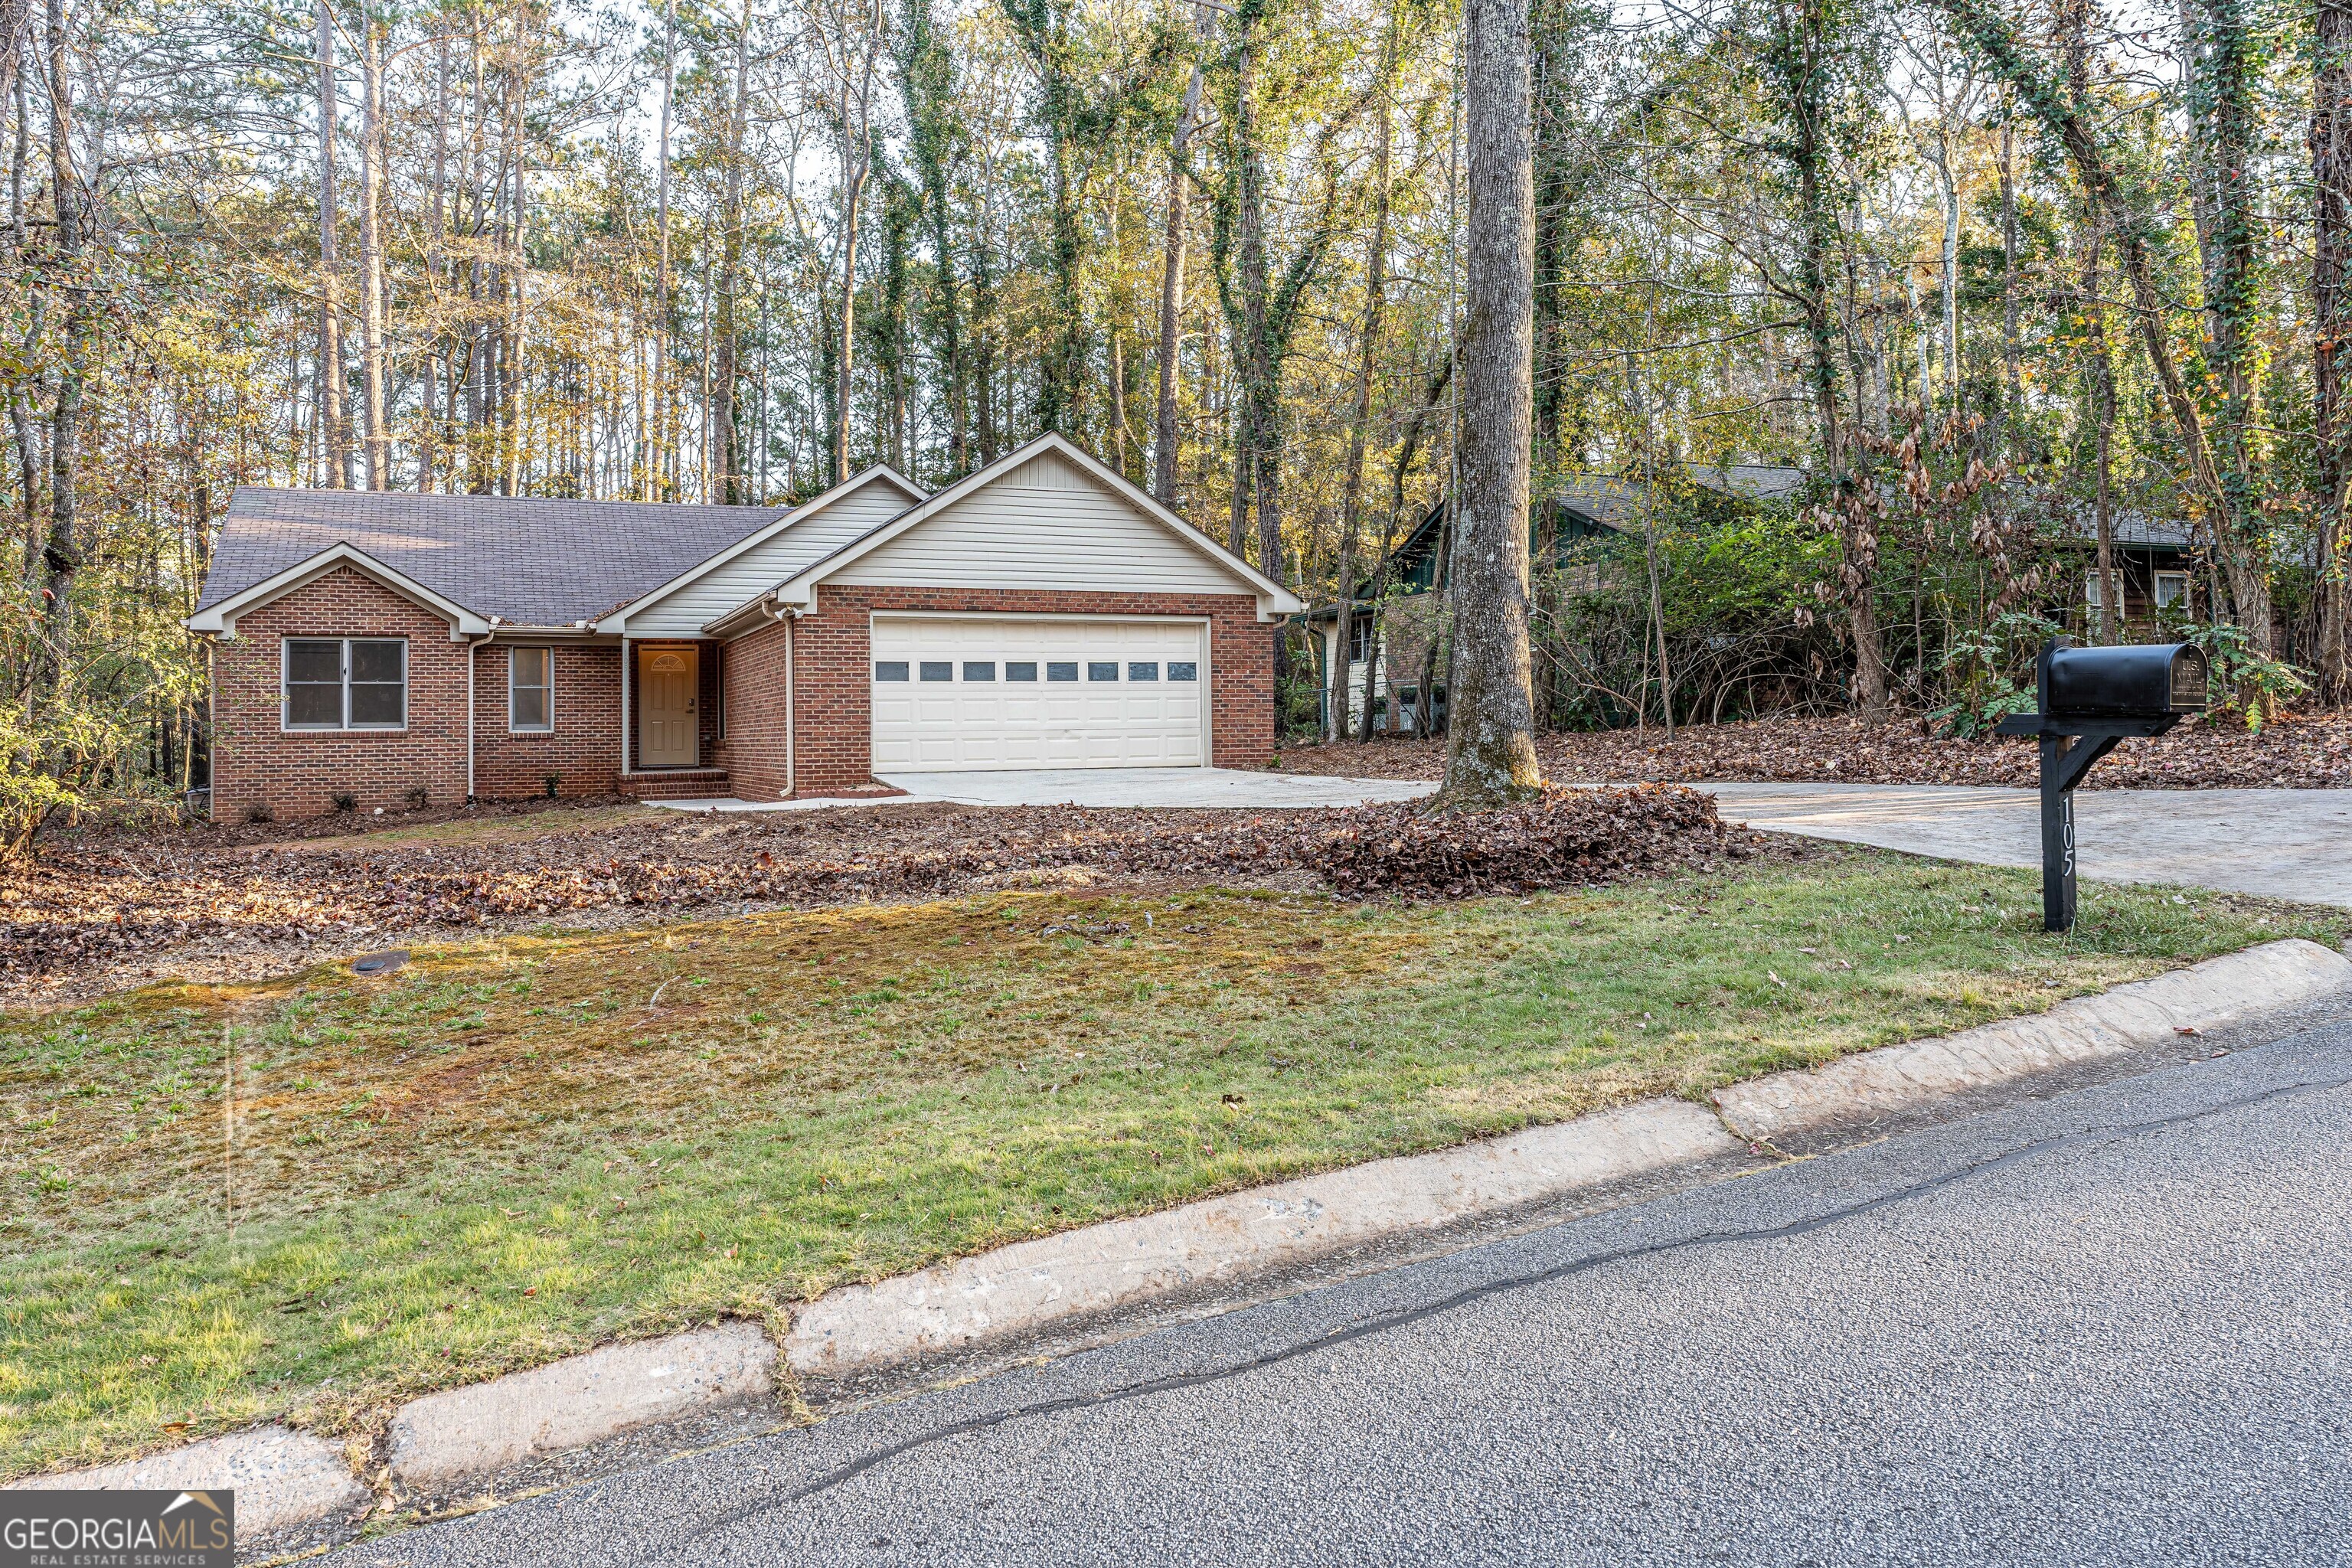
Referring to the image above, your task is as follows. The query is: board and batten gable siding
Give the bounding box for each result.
[618,477,921,637]
[825,450,1241,597]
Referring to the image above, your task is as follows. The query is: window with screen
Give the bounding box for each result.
[509,647,553,731]
[285,638,407,730]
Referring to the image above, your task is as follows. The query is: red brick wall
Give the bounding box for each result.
[474,643,625,799]
[753,587,1272,797]
[211,567,470,822]
[724,619,792,798]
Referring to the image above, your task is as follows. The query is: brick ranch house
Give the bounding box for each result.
[187,433,1304,820]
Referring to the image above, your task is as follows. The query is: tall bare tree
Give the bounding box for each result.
[317,0,351,489]
[1437,0,1542,803]
[2316,0,2352,696]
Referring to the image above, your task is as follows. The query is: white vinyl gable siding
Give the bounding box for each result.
[825,450,1243,597]
[619,478,920,636]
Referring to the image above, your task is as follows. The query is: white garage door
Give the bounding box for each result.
[871,617,1207,771]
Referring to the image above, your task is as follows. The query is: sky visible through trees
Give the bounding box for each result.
[2,0,2347,829]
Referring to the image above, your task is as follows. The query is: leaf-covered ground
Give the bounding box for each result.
[1279,710,2352,789]
[6,848,2333,1480]
[2,788,1756,1003]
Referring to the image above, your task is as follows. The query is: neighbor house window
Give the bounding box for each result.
[284,638,406,730]
[1348,615,1377,665]
[2154,571,2190,609]
[509,647,554,732]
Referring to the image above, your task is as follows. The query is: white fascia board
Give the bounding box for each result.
[593,465,926,635]
[770,433,1308,620]
[184,543,489,640]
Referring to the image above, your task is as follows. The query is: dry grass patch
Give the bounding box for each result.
[3,850,2338,1478]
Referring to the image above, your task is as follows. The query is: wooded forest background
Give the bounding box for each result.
[5,0,2350,823]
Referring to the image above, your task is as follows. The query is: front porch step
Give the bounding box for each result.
[622,769,733,801]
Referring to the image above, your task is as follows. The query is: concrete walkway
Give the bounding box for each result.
[1708,782,2352,908]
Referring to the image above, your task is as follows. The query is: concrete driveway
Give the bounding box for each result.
[1708,782,2352,908]
[874,766,1436,809]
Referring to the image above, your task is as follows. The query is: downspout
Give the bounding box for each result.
[467,637,475,802]
[769,594,795,798]
[619,635,632,780]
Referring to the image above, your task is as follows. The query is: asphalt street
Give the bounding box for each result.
[330,1022,2352,1568]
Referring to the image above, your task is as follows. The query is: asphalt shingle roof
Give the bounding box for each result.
[194,488,792,626]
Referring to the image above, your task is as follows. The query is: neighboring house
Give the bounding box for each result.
[1315,464,1802,735]
[186,433,1303,820]
[2059,505,2198,629]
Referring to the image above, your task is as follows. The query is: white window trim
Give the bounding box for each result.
[282,636,409,733]
[508,645,556,733]
[2152,570,2191,609]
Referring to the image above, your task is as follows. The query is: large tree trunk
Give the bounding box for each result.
[317,0,350,489]
[1436,0,1541,804]
[359,16,387,490]
[1152,4,1212,506]
[36,0,79,689]
[1328,29,1393,744]
[1770,0,1884,714]
[2316,0,2352,697]
[652,0,676,498]
[713,5,750,502]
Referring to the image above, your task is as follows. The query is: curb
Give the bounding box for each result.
[386,1322,776,1490]
[22,939,2348,1534]
[783,1098,1737,1379]
[1711,938,2352,1146]
[2,1426,368,1538]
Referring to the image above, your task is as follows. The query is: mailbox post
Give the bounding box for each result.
[1994,639,2209,933]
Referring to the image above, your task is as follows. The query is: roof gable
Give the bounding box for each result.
[185,543,491,639]
[597,466,924,635]
[774,434,1305,619]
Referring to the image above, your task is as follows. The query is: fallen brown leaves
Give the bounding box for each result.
[1282,710,2352,790]
[3,788,1751,999]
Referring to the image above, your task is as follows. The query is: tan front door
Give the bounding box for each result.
[638,645,699,767]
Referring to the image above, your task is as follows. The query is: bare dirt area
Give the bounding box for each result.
[1280,710,2352,790]
[3,786,1768,1007]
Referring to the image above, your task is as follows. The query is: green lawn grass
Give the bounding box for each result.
[3,846,2337,1476]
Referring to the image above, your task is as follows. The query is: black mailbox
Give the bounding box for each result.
[2043,642,2208,720]
[1996,639,2206,933]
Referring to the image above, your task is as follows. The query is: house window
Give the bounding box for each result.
[2084,573,2105,610]
[284,637,406,730]
[509,647,554,732]
[2153,571,2190,609]
[1348,615,1377,665]
[1007,662,1039,681]
[1087,662,1119,681]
